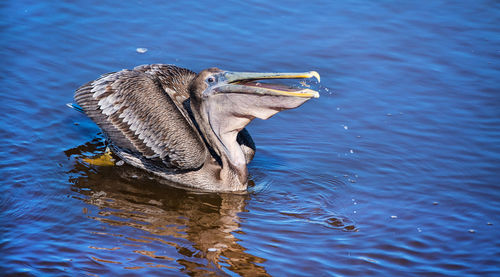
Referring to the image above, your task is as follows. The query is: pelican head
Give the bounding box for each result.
[189,68,320,184]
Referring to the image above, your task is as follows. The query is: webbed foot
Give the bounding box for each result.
[83,147,115,166]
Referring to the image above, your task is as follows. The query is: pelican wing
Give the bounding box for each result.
[74,68,207,170]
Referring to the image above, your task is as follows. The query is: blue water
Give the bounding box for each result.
[1,0,500,276]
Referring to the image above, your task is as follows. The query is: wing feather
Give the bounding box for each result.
[74,66,207,170]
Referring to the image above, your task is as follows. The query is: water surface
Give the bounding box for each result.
[1,0,499,276]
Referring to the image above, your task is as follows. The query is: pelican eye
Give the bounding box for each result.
[207,77,215,83]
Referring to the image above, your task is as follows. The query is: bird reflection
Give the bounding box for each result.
[64,137,270,276]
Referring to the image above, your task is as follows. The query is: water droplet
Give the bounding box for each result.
[344,125,348,130]
[468,229,476,233]
[208,248,217,252]
[433,202,439,205]
[487,222,493,225]
[359,256,378,263]
[350,149,354,154]
[390,215,398,219]
[136,47,148,53]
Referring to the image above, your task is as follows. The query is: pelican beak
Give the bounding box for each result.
[216,71,321,98]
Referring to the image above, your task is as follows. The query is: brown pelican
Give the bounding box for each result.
[74,64,320,191]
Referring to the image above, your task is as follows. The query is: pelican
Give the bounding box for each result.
[74,64,320,191]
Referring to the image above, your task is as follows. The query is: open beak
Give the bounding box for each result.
[215,71,321,98]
